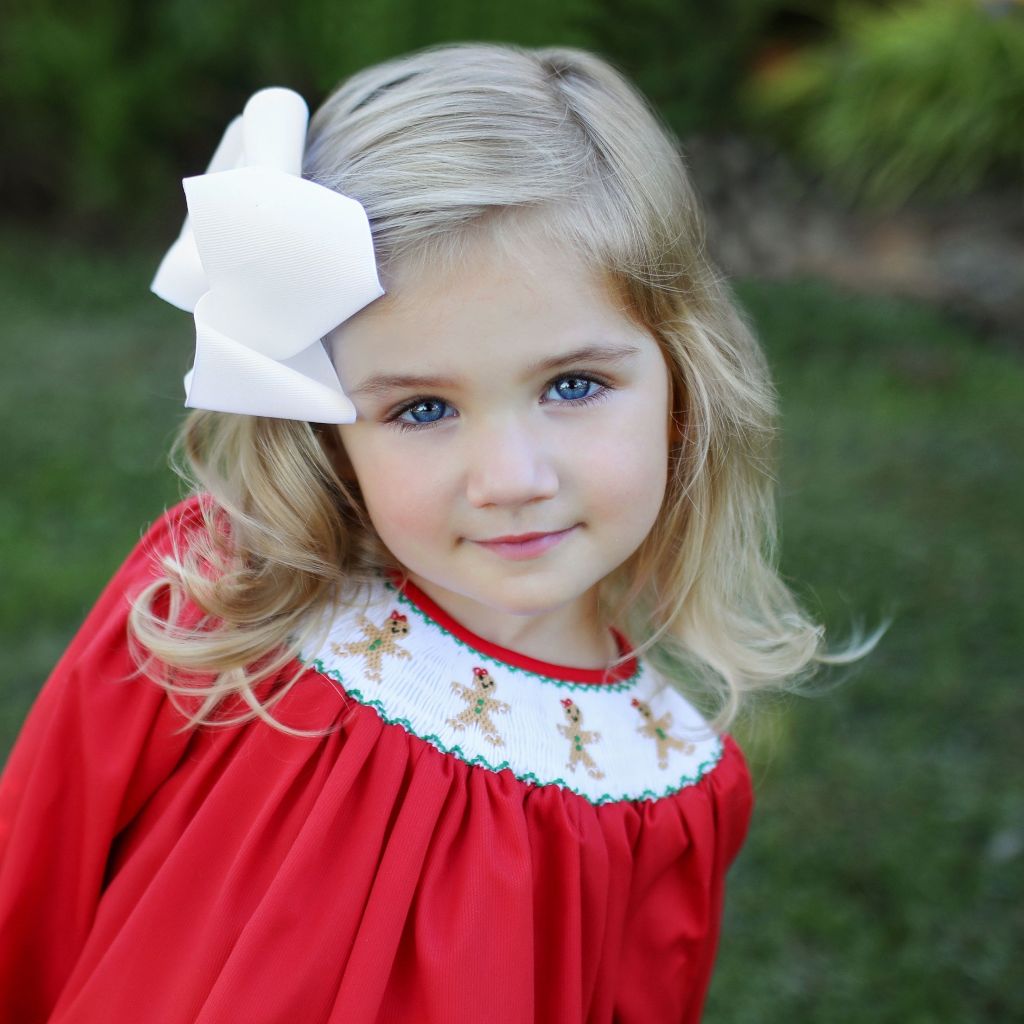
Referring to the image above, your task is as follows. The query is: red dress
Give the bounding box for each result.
[0,498,753,1023]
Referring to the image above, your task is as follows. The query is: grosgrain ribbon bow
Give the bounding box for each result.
[150,87,384,423]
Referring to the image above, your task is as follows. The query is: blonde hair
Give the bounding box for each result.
[130,41,886,737]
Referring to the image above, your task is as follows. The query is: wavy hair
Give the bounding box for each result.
[129,42,886,737]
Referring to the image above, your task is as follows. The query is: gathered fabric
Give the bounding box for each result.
[0,499,753,1023]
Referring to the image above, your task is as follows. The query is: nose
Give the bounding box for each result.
[464,415,559,509]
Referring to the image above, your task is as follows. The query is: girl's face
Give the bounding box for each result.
[330,235,672,633]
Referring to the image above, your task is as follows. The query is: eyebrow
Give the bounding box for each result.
[348,342,643,398]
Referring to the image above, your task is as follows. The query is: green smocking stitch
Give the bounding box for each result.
[383,582,642,693]
[515,746,724,805]
[307,658,723,806]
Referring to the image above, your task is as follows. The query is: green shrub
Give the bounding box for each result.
[743,0,1024,206]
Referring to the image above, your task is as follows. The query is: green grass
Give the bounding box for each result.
[0,230,184,742]
[1,229,1020,1021]
[708,279,1023,1022]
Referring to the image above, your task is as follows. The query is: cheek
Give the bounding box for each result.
[596,443,667,536]
[340,433,446,542]
[575,397,670,527]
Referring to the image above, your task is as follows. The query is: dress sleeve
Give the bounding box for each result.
[0,498,207,1023]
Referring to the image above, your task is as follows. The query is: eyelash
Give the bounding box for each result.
[386,372,614,433]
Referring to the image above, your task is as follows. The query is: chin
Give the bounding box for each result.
[466,574,589,618]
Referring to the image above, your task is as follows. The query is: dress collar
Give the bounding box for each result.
[302,576,723,805]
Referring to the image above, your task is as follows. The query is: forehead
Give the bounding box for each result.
[328,233,651,382]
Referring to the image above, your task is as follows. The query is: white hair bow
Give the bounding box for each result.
[150,87,384,423]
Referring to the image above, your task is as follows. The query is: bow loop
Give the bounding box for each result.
[241,87,307,174]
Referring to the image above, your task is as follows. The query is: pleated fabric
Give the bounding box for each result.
[0,498,753,1023]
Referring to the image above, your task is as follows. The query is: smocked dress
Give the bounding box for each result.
[0,498,753,1023]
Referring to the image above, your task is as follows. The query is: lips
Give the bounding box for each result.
[478,530,564,544]
[471,525,578,561]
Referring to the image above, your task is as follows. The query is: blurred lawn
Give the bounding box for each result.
[0,226,1020,1021]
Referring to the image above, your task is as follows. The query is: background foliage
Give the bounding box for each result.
[5,0,1021,234]
[745,0,1024,206]
[2,0,591,234]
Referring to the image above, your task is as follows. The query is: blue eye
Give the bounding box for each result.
[398,399,452,425]
[388,372,612,433]
[546,376,601,401]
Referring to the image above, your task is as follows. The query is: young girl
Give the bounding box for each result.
[0,42,880,1023]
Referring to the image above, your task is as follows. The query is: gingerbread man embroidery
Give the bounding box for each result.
[631,697,694,769]
[331,609,412,681]
[557,697,604,780]
[447,667,511,746]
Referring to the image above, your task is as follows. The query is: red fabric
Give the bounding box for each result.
[0,498,754,1023]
